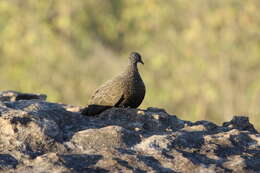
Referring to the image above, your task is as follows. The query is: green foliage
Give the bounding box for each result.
[1,0,260,128]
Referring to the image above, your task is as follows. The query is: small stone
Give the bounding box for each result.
[134,127,141,131]
[152,114,160,120]
[137,110,145,115]
[165,128,172,132]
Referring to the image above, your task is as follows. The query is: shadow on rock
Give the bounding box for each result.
[113,158,146,173]
[176,149,216,166]
[175,149,232,172]
[0,154,18,170]
[59,154,108,173]
[242,155,260,171]
[81,104,113,116]
[172,131,205,149]
[137,155,176,173]
[215,132,258,159]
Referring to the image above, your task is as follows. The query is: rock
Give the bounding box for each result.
[223,116,258,133]
[0,154,18,170]
[0,91,260,172]
[70,126,141,153]
[0,90,47,102]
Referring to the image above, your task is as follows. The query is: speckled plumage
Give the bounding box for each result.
[89,52,145,109]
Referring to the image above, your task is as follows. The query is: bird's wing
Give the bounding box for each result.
[89,77,125,106]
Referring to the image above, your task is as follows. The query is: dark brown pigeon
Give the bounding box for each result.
[82,52,146,116]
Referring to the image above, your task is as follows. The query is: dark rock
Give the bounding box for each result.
[1,91,260,172]
[59,154,107,173]
[0,154,18,170]
[223,116,258,133]
[146,107,167,113]
[0,90,46,102]
[81,104,113,116]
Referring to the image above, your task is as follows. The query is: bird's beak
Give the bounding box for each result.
[140,60,144,65]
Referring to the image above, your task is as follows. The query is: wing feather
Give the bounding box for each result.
[89,77,125,106]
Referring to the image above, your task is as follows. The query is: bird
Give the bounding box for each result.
[82,52,146,116]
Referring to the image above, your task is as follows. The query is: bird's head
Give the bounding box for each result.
[129,52,144,65]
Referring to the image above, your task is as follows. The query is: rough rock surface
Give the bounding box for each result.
[0,91,260,173]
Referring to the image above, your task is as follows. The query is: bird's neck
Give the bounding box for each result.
[125,62,139,77]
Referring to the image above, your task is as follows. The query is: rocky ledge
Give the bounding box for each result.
[0,91,260,173]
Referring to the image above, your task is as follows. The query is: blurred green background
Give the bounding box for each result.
[1,0,260,128]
